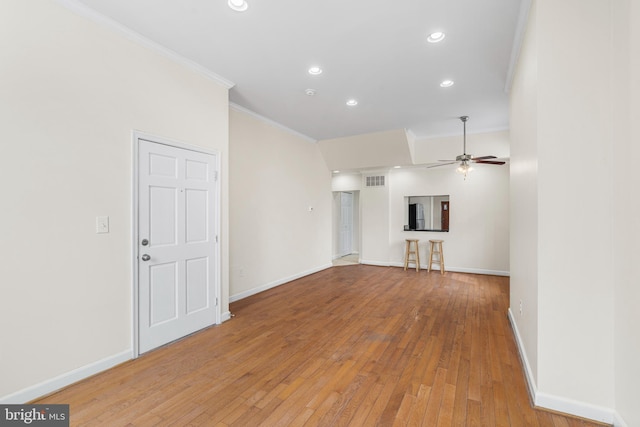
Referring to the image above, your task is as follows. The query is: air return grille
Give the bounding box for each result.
[365,175,385,187]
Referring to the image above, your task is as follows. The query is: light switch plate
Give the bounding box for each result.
[96,216,109,234]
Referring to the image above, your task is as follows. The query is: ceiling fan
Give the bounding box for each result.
[428,116,505,178]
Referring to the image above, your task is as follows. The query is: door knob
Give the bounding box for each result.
[141,239,149,246]
[141,254,151,261]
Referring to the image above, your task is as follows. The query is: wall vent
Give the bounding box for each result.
[365,175,385,187]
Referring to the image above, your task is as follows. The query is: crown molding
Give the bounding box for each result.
[54,0,235,89]
[229,103,317,143]
[504,0,532,93]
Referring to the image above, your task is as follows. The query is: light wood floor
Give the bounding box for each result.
[35,265,608,426]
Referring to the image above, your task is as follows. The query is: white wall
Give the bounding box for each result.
[0,0,230,402]
[331,173,363,192]
[509,0,637,423]
[388,167,509,274]
[359,173,391,265]
[340,164,510,274]
[612,1,640,426]
[509,0,540,398]
[537,0,614,412]
[229,108,332,301]
[318,129,413,171]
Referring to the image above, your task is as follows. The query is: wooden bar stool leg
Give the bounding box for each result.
[404,239,420,272]
[428,241,434,272]
[428,239,445,274]
[404,240,410,271]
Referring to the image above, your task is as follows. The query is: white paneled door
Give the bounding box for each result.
[137,139,218,354]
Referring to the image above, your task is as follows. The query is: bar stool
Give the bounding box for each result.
[404,239,420,272]
[428,240,445,274]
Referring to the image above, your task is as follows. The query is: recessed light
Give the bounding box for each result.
[333,170,340,174]
[305,89,316,96]
[440,80,454,88]
[427,32,446,43]
[346,99,358,106]
[394,166,402,169]
[228,0,248,12]
[308,66,323,75]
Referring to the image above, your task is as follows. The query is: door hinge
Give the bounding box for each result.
[214,170,219,181]
[215,235,219,243]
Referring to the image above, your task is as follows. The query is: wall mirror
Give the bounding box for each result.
[404,195,450,231]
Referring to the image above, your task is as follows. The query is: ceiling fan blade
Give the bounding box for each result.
[437,159,456,162]
[473,160,506,165]
[426,162,456,168]
[472,155,497,160]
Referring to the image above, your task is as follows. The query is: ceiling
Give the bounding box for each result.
[67,0,525,141]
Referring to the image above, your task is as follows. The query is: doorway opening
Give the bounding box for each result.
[332,191,360,266]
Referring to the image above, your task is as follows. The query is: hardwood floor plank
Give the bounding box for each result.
[552,413,572,427]
[32,265,608,427]
[492,380,512,427]
[362,376,398,426]
[289,407,315,427]
[321,373,374,427]
[345,382,384,426]
[480,384,497,427]
[435,383,456,426]
[450,357,470,426]
[391,393,416,427]
[304,391,341,426]
[406,384,431,427]
[422,367,448,424]
[467,399,483,426]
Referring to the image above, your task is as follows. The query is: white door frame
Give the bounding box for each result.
[131,130,221,357]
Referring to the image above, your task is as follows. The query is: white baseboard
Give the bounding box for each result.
[229,263,333,303]
[507,308,538,401]
[381,261,510,276]
[220,311,232,323]
[507,309,619,425]
[613,411,629,427]
[0,350,132,404]
[359,259,390,267]
[443,266,510,276]
[535,392,615,425]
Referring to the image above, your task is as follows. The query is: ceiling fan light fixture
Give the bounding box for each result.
[228,0,248,12]
[456,161,473,179]
[427,32,446,43]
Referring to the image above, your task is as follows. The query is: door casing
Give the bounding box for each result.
[131,130,221,357]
